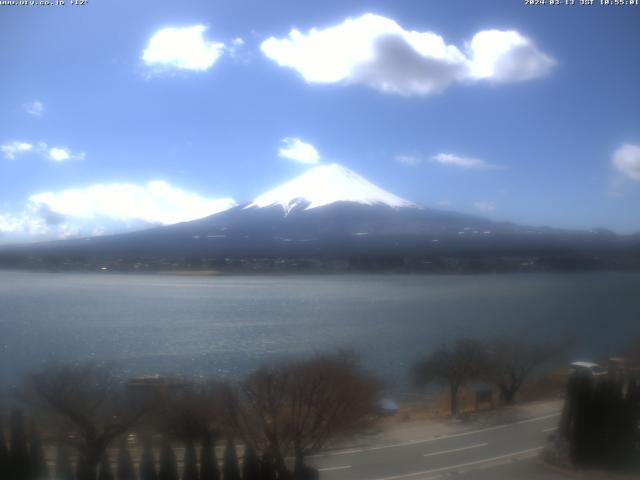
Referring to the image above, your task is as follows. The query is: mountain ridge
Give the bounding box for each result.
[1,164,639,272]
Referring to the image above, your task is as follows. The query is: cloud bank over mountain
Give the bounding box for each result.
[0,181,237,243]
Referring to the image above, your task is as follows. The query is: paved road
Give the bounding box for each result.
[309,411,570,480]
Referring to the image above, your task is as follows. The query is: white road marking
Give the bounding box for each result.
[513,413,560,425]
[423,442,488,457]
[543,426,558,432]
[373,446,544,480]
[310,412,560,458]
[318,465,352,472]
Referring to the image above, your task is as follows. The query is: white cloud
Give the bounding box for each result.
[228,36,252,63]
[260,13,554,96]
[473,201,496,212]
[395,155,422,166]
[467,30,555,83]
[0,212,51,239]
[278,137,320,164]
[48,147,69,162]
[612,144,640,182]
[29,181,237,225]
[142,25,225,72]
[1,141,33,160]
[1,141,85,162]
[23,101,44,117]
[47,146,85,162]
[431,153,497,169]
[0,210,78,240]
[396,152,499,169]
[0,181,238,242]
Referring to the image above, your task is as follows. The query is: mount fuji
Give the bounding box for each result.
[2,164,638,272]
[245,163,416,213]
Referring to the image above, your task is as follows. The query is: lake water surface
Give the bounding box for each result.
[1,270,639,391]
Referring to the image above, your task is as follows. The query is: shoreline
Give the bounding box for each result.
[3,266,640,277]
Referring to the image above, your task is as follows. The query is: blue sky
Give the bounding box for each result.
[1,0,639,241]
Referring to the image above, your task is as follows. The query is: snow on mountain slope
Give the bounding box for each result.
[246,163,417,213]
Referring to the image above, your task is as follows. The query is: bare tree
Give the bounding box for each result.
[484,336,565,404]
[154,380,226,446]
[413,338,487,415]
[623,336,640,364]
[232,352,381,477]
[220,366,289,478]
[23,364,151,480]
[286,353,380,474]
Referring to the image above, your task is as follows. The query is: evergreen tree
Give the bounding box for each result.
[293,462,318,480]
[259,452,276,480]
[9,410,30,480]
[116,440,135,480]
[198,432,218,480]
[139,440,158,480]
[28,427,49,480]
[621,377,640,464]
[76,453,91,480]
[274,454,289,480]
[0,427,10,480]
[54,445,74,480]
[158,439,178,480]
[221,439,240,480]
[26,365,147,480]
[182,440,198,480]
[98,451,115,480]
[241,445,260,480]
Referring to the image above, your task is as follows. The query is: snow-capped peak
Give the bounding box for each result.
[246,163,417,213]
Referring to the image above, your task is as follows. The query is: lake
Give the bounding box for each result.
[1,270,639,392]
